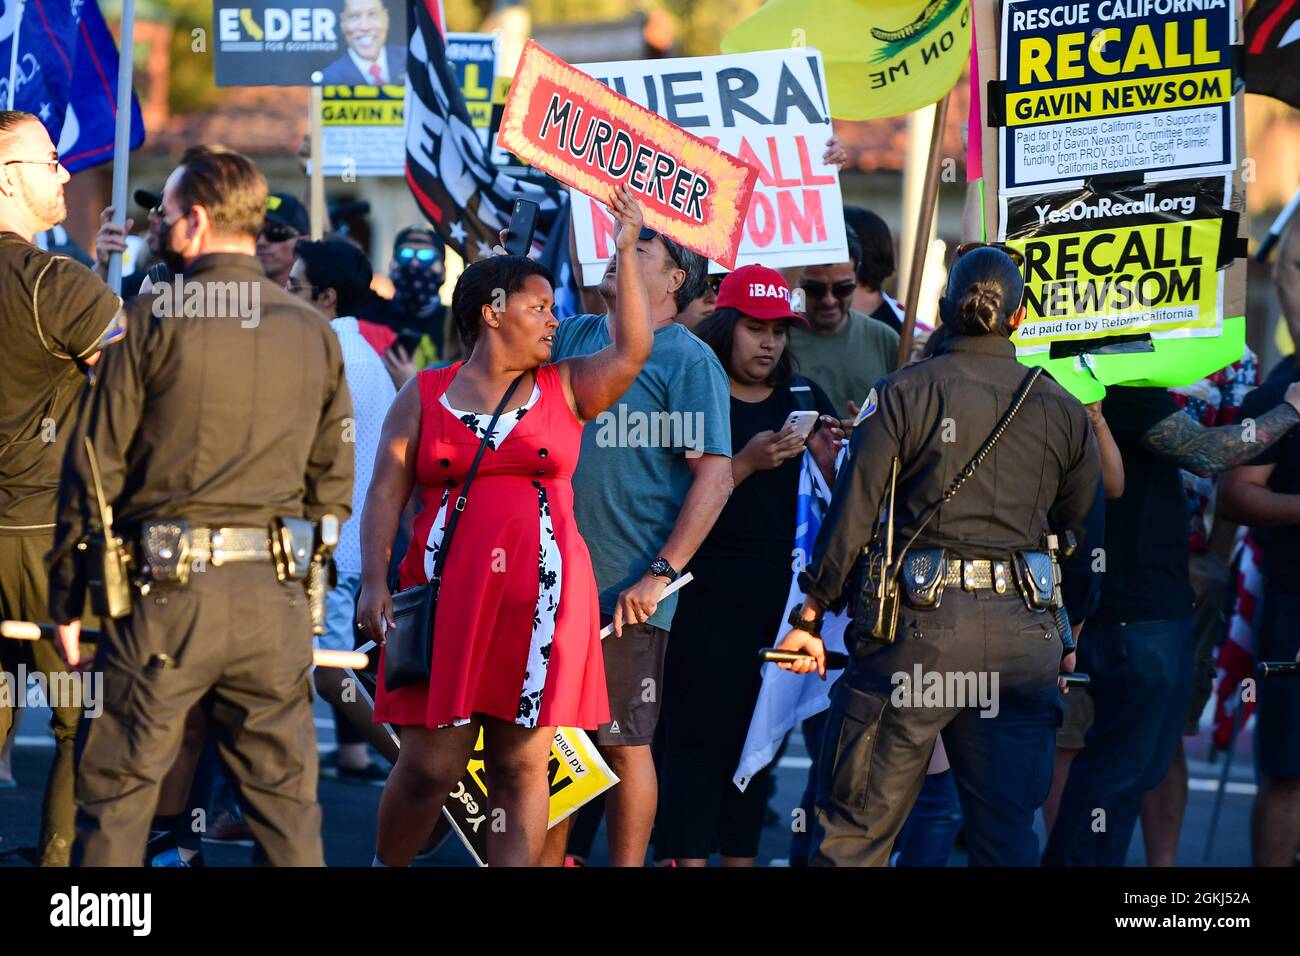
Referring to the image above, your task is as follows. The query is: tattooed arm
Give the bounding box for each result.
[1142,381,1300,477]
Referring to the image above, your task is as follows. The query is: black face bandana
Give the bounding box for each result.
[157,214,187,275]
[389,259,446,327]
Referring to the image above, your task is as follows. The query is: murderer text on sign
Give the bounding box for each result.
[498,41,760,270]
[569,48,847,284]
[997,0,1235,192]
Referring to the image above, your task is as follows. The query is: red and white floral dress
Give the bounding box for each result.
[373,362,609,730]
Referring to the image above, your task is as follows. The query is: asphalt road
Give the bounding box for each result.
[0,690,1256,867]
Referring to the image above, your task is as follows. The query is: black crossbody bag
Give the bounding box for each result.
[383,373,525,691]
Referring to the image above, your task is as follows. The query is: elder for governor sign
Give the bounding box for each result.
[214,0,407,87]
[567,49,848,284]
[321,33,497,177]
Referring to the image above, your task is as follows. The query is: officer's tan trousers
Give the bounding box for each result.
[74,562,324,866]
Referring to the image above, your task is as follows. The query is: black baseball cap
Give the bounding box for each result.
[134,188,162,212]
[264,192,310,236]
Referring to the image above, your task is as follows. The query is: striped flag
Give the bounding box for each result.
[1211,531,1261,750]
[404,0,565,264]
[1245,0,1300,109]
[734,447,849,792]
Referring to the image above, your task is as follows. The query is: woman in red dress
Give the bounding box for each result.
[358,188,650,866]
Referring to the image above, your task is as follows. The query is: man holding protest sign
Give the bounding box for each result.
[544,226,732,867]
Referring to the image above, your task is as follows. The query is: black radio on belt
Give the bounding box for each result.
[81,437,133,618]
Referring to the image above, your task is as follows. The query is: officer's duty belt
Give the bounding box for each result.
[941,558,1012,594]
[190,527,272,565]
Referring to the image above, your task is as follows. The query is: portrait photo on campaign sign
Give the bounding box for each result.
[567,48,848,285]
[499,40,761,271]
[321,32,497,177]
[214,0,407,88]
[996,0,1236,193]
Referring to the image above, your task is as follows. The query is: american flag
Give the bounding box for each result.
[1211,531,1260,750]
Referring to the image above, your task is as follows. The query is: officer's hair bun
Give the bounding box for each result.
[956,282,1004,335]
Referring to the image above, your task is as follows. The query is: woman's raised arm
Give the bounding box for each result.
[560,186,653,421]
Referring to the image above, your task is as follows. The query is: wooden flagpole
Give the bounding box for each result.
[895,89,951,370]
[308,87,325,240]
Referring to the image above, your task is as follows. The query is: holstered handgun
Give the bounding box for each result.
[270,517,315,583]
[306,515,340,636]
[82,437,133,619]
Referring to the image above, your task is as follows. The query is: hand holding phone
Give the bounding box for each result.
[781,410,820,441]
[503,200,540,257]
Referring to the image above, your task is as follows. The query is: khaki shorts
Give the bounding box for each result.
[1055,685,1094,751]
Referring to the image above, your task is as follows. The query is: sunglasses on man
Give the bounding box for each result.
[637,226,688,272]
[3,155,62,174]
[260,222,301,244]
[800,278,856,301]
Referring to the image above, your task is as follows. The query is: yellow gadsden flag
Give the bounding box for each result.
[722,0,970,120]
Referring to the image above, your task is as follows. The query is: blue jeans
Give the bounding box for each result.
[1042,616,1195,866]
[892,769,963,866]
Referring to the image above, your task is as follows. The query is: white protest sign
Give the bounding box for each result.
[570,49,848,284]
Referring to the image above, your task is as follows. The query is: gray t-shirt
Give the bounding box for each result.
[551,313,731,630]
[788,309,900,417]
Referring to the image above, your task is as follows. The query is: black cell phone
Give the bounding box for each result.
[503,199,540,256]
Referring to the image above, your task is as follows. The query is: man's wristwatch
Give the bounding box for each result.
[647,556,679,582]
[788,606,825,636]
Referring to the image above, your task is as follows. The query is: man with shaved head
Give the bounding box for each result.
[0,110,125,866]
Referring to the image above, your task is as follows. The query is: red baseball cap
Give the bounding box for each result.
[715,264,809,326]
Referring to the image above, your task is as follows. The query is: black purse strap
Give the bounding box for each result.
[430,371,526,584]
[890,365,1043,572]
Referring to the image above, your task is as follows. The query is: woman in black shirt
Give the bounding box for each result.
[659,265,841,866]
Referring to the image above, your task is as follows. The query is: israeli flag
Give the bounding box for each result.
[733,445,849,792]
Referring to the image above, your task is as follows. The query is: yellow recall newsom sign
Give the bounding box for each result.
[1001,176,1230,354]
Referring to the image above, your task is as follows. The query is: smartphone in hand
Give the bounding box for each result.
[782,410,820,441]
[503,200,540,257]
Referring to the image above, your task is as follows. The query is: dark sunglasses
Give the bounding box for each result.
[800,278,856,301]
[706,274,725,294]
[397,246,438,263]
[260,223,301,243]
[954,241,1025,268]
[637,226,686,271]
